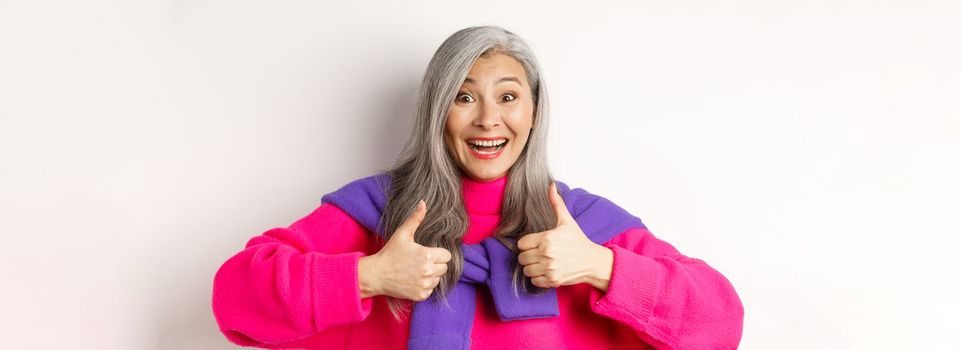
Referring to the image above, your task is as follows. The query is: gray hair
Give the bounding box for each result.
[376,25,556,316]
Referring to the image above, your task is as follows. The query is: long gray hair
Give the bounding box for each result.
[376,25,557,316]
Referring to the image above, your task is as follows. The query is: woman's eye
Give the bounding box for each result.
[501,93,516,102]
[457,93,474,103]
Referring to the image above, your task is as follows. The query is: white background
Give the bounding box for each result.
[1,0,959,349]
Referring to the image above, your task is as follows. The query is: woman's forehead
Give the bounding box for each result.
[462,54,528,86]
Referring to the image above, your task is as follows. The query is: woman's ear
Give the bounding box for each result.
[531,107,537,129]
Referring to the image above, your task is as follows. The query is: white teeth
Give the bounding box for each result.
[467,139,507,154]
[473,146,502,154]
[467,139,507,147]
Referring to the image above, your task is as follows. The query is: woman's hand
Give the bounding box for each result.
[517,183,615,291]
[358,200,452,301]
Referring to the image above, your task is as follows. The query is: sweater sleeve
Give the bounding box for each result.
[211,202,382,347]
[587,227,744,350]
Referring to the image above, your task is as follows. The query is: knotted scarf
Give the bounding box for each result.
[320,173,645,350]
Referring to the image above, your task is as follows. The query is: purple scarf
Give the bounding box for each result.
[320,173,645,350]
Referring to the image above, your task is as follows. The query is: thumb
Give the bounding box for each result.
[394,199,426,242]
[548,182,575,226]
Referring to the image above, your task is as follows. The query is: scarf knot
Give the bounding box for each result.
[407,238,559,349]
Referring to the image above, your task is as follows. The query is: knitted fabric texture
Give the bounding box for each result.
[320,173,646,350]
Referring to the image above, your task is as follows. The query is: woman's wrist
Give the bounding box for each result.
[586,245,614,292]
[358,254,382,299]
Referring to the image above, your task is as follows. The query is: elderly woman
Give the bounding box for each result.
[212,26,744,349]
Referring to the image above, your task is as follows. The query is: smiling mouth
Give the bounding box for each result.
[466,138,508,155]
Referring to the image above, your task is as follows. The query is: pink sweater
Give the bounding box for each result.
[211,175,744,349]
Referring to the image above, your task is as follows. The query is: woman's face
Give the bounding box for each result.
[444,53,535,182]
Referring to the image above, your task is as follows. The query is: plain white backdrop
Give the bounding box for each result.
[1,0,959,348]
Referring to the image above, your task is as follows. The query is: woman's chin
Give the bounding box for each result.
[463,167,507,182]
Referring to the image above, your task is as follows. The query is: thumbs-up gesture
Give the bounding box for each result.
[358,200,452,301]
[517,183,614,291]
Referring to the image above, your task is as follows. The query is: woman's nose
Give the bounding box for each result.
[473,100,501,129]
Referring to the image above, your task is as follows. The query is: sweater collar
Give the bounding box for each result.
[461,173,508,215]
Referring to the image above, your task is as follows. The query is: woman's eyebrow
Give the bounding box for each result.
[463,77,522,85]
